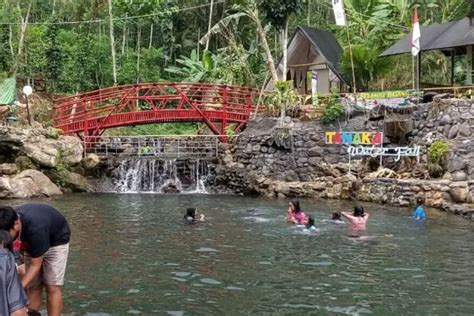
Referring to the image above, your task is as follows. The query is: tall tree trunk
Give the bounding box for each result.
[13,1,32,74]
[121,15,127,55]
[136,25,141,83]
[149,23,153,49]
[282,20,288,81]
[107,0,117,85]
[205,0,214,50]
[251,11,278,82]
[8,25,14,57]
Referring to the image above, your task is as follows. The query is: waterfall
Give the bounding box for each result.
[114,159,209,193]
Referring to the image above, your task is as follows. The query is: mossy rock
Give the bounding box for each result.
[15,156,37,171]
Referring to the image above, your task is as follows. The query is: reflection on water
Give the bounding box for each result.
[8,194,474,315]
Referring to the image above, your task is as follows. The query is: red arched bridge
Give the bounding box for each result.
[52,82,260,142]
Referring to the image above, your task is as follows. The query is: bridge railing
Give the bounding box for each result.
[84,135,222,159]
[52,83,261,131]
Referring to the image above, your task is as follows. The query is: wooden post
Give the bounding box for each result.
[467,45,473,84]
[451,50,455,87]
[417,51,422,91]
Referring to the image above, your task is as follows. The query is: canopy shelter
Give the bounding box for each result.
[380,17,474,86]
[265,26,347,95]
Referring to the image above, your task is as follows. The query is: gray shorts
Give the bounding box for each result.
[25,243,69,287]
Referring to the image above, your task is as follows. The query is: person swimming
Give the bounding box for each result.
[184,208,205,224]
[341,205,369,230]
[287,200,308,225]
[413,197,426,221]
[305,216,317,231]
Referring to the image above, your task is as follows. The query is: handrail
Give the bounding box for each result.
[52,82,260,141]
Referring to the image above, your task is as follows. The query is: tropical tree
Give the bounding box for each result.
[339,45,393,91]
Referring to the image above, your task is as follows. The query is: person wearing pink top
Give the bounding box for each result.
[287,200,308,225]
[341,206,369,231]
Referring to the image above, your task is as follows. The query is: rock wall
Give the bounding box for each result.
[0,125,92,198]
[209,98,474,220]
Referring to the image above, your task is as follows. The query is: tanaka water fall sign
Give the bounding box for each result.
[325,131,383,145]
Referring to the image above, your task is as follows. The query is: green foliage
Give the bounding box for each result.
[258,0,302,30]
[340,45,393,91]
[46,128,61,139]
[45,17,61,92]
[320,96,345,124]
[428,140,449,166]
[105,123,198,136]
[225,125,236,139]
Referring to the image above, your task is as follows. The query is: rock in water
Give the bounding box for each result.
[61,171,92,192]
[0,169,62,198]
[449,187,469,203]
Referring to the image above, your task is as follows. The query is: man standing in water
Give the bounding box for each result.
[0,203,71,316]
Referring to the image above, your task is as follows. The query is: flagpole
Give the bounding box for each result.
[412,55,415,90]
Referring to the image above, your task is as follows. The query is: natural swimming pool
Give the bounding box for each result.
[11,194,474,315]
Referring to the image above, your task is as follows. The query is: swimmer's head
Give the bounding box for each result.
[185,208,196,219]
[306,216,315,229]
[416,197,424,206]
[332,211,341,220]
[353,205,365,217]
[289,200,301,213]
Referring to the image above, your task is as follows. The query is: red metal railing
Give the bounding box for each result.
[52,82,260,142]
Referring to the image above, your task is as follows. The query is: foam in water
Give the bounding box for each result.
[114,159,209,193]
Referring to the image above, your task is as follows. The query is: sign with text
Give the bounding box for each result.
[347,145,421,162]
[325,131,383,145]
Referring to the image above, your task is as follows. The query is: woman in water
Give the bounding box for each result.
[287,200,307,225]
[341,205,369,230]
[184,208,205,224]
[413,197,426,221]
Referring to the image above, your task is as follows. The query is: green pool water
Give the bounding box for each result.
[9,194,474,315]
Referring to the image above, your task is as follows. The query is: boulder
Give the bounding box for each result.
[61,171,92,192]
[451,170,467,182]
[308,146,324,157]
[56,136,83,165]
[439,114,451,125]
[0,163,18,175]
[447,156,466,173]
[83,153,100,169]
[0,170,62,198]
[449,187,469,203]
[447,125,458,139]
[22,141,59,167]
[458,123,471,137]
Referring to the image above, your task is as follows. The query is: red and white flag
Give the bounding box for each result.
[411,7,421,56]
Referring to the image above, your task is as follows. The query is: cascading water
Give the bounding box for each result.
[114,159,209,193]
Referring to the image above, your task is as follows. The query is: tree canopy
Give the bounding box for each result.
[0,0,471,94]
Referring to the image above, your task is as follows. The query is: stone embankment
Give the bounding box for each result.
[0,125,97,198]
[208,98,474,220]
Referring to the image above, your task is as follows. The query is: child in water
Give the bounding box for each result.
[341,205,369,230]
[322,211,345,224]
[184,208,205,224]
[305,216,317,231]
[287,200,308,225]
[413,197,426,221]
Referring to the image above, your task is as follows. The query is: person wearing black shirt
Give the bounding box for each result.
[0,203,70,316]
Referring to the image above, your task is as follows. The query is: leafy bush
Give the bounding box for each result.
[320,97,345,124]
[428,140,449,165]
